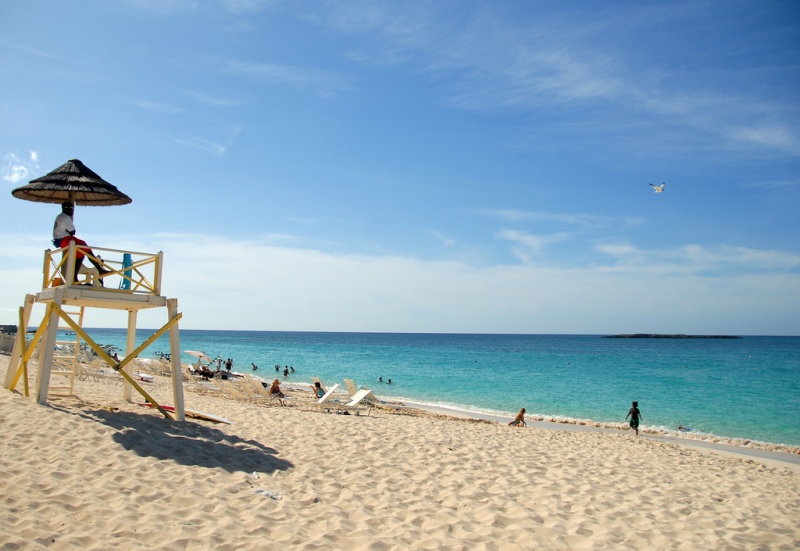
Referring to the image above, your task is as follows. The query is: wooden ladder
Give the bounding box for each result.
[48,306,86,397]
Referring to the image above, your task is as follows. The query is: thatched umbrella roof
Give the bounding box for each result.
[11,159,132,206]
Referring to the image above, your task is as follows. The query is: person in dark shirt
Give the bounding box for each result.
[626,401,642,436]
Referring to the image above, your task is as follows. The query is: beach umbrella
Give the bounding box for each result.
[185,350,213,362]
[11,159,132,206]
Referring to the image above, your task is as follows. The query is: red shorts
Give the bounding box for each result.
[58,236,89,259]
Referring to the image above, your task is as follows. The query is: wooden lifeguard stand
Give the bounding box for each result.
[3,241,186,421]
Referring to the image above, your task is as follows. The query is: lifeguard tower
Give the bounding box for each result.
[3,159,185,420]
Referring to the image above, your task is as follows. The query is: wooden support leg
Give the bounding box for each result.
[35,288,64,404]
[167,299,185,421]
[122,310,138,403]
[4,295,34,389]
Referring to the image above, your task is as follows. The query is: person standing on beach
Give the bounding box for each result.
[626,401,642,436]
[225,358,232,372]
[508,408,526,427]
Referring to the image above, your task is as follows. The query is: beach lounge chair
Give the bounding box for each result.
[238,375,275,406]
[343,378,378,404]
[310,383,341,412]
[333,388,373,416]
[342,378,408,412]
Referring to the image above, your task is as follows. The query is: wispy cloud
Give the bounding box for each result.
[126,0,199,14]
[219,0,276,14]
[128,99,183,114]
[495,229,572,263]
[212,57,354,98]
[741,179,800,189]
[308,2,800,158]
[2,151,40,184]
[0,40,60,61]
[726,125,800,156]
[486,209,631,229]
[174,125,243,155]
[429,230,455,246]
[187,90,242,107]
[594,243,800,274]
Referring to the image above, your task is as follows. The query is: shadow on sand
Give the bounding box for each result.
[56,404,293,475]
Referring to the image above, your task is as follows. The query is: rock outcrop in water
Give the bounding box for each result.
[602,334,741,339]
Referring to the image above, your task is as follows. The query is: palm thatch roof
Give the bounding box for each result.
[11,159,132,206]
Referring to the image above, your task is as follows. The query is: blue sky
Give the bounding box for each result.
[1,0,799,334]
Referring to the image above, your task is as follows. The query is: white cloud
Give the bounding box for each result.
[307,2,799,158]
[495,229,572,263]
[429,230,455,246]
[594,243,800,273]
[0,232,797,335]
[726,125,800,156]
[486,209,637,229]
[213,57,354,98]
[741,180,800,189]
[174,125,242,156]
[2,151,40,184]
[187,90,242,107]
[129,99,183,114]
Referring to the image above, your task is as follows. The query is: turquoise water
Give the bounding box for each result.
[76,330,800,448]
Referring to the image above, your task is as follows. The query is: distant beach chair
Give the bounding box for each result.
[342,378,408,412]
[240,374,276,406]
[343,378,378,404]
[333,388,373,416]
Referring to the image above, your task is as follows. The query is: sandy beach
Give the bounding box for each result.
[1,356,799,550]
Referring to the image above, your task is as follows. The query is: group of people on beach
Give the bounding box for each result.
[507,401,644,436]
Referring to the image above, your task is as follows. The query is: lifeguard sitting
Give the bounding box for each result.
[53,201,111,284]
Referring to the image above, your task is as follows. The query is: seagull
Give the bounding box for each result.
[649,182,666,193]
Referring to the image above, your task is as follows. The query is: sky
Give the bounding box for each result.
[1,0,799,335]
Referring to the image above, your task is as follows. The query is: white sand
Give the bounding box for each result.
[1,356,799,550]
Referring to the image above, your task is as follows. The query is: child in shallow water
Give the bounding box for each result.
[508,408,526,427]
[626,401,642,436]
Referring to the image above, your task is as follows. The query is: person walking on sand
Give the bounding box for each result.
[508,408,526,427]
[626,401,642,436]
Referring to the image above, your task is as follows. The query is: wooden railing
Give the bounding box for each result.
[43,241,163,296]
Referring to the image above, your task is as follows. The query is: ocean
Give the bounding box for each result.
[72,329,800,449]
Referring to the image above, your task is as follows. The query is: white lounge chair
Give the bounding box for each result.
[334,388,373,416]
[343,378,408,412]
[311,383,341,412]
[343,378,378,404]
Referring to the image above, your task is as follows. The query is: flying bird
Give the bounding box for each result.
[649,182,666,193]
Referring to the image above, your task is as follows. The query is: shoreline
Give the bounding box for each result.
[399,400,800,470]
[404,401,800,472]
[267,375,800,458]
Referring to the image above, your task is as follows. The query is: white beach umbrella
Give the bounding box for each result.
[185,350,212,362]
